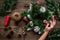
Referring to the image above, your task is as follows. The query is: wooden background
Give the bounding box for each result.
[0,0,60,40]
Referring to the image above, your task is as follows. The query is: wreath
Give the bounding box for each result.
[22,3,53,34]
[21,0,60,40]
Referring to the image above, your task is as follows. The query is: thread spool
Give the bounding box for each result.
[12,12,21,21]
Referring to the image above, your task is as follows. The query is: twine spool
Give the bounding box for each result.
[12,12,21,21]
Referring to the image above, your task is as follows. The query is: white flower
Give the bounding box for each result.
[38,31,42,34]
[27,14,31,18]
[28,4,32,12]
[34,26,40,32]
[40,6,46,13]
[29,21,33,26]
[27,28,31,31]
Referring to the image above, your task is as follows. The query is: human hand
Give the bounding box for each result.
[44,18,56,32]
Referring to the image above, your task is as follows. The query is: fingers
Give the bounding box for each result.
[50,21,52,26]
[53,17,55,21]
[51,16,56,25]
[51,16,56,23]
[46,23,49,28]
[52,18,56,26]
[44,17,56,29]
[52,16,56,22]
[49,20,56,28]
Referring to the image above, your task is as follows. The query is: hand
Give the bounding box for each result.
[38,18,56,40]
[44,18,56,32]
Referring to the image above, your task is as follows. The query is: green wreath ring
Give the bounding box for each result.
[21,3,53,35]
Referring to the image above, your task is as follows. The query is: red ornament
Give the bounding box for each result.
[43,20,47,27]
[22,17,28,22]
[43,20,47,23]
[44,23,47,27]
[4,16,11,27]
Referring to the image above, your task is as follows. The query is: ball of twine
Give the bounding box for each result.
[12,12,21,21]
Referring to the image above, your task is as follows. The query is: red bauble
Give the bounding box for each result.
[43,20,47,23]
[43,20,47,27]
[44,23,47,27]
[22,17,28,22]
[4,16,11,27]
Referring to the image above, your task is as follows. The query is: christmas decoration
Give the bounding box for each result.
[4,16,11,27]
[22,2,52,34]
[27,3,32,12]
[29,21,33,27]
[43,20,47,26]
[12,12,21,21]
[40,6,46,13]
[34,26,40,33]
[22,0,60,40]
[22,17,29,22]
[0,0,17,16]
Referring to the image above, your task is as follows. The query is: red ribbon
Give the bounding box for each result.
[4,16,11,27]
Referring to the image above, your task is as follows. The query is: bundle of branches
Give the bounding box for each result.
[0,0,17,16]
[45,0,60,20]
